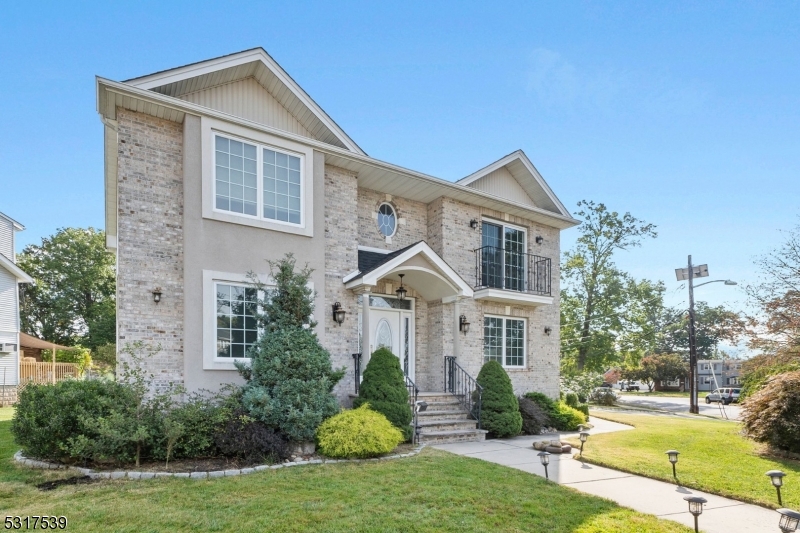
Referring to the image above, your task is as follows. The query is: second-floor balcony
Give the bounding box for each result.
[473,246,552,306]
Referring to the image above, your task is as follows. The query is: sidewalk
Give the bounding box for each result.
[433,417,779,533]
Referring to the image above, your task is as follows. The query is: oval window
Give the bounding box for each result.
[377,203,396,237]
[376,319,393,352]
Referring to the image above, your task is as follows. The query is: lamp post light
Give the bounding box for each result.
[683,496,707,533]
[666,450,680,480]
[778,508,800,533]
[767,470,787,506]
[579,432,589,458]
[538,451,551,481]
[413,400,428,445]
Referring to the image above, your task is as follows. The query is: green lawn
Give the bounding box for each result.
[575,412,800,509]
[0,416,691,532]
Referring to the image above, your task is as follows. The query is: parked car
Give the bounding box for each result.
[705,388,741,405]
[618,380,641,392]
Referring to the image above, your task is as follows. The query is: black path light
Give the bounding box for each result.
[683,495,707,533]
[666,450,680,481]
[767,470,787,506]
[778,508,800,533]
[538,451,551,481]
[579,432,589,458]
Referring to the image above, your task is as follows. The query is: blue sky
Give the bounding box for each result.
[2,1,798,321]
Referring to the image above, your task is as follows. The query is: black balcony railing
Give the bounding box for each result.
[474,246,551,296]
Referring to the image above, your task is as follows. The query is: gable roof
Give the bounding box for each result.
[457,151,571,218]
[120,48,365,155]
[0,253,32,283]
[0,212,24,231]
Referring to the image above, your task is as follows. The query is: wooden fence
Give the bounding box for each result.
[19,362,80,385]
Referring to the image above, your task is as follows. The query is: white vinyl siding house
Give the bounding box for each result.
[0,213,32,392]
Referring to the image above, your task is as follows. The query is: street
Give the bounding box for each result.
[615,393,743,420]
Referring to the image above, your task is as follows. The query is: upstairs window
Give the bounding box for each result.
[377,203,397,237]
[214,134,303,226]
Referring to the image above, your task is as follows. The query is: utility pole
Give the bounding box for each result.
[687,255,698,414]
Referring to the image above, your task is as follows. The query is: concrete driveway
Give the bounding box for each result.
[616,393,742,420]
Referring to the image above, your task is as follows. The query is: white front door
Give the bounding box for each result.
[368,299,414,380]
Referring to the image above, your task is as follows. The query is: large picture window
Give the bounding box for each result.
[483,315,526,368]
[214,134,303,226]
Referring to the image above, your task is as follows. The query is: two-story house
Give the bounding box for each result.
[0,212,33,404]
[697,359,742,391]
[96,48,578,442]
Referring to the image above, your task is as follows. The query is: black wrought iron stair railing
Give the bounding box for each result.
[444,356,483,429]
[404,374,419,408]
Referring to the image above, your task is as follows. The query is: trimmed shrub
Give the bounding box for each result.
[11,379,135,461]
[316,405,404,459]
[518,396,550,435]
[215,410,290,463]
[353,347,412,441]
[564,392,579,408]
[551,402,588,431]
[589,388,616,406]
[574,403,590,418]
[151,392,231,461]
[742,371,800,453]
[523,392,588,431]
[238,255,344,443]
[476,361,522,438]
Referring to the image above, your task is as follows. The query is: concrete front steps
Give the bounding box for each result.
[415,392,487,444]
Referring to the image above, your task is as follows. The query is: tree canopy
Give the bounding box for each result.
[17,227,115,350]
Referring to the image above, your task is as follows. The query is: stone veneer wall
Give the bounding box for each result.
[116,109,185,392]
[324,165,360,403]
[357,188,428,250]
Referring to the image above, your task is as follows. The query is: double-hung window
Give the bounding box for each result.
[483,315,526,368]
[214,134,303,225]
[215,282,259,359]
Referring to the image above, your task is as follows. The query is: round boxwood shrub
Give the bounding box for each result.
[476,361,522,438]
[316,404,404,459]
[742,370,800,453]
[353,347,413,441]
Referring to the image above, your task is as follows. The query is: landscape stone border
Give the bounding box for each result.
[14,445,425,480]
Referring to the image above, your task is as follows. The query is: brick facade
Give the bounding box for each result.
[116,109,185,392]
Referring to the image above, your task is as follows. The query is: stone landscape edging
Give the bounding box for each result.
[13,445,425,480]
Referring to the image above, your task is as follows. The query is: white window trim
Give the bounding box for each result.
[483,314,527,369]
[481,217,528,253]
[203,270,270,371]
[377,202,398,238]
[201,116,315,237]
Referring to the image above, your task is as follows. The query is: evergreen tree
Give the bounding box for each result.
[353,347,413,441]
[476,361,522,438]
[236,254,344,442]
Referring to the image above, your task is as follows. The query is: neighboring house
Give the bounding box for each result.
[697,359,742,391]
[0,212,33,404]
[96,48,579,440]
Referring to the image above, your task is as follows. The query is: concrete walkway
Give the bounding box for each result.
[433,417,779,533]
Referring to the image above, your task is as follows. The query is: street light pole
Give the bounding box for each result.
[687,255,698,415]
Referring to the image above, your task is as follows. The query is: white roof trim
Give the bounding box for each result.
[0,212,24,231]
[345,242,473,298]
[123,48,365,156]
[342,270,362,283]
[0,254,33,283]
[458,151,571,218]
[473,288,553,307]
[357,245,391,254]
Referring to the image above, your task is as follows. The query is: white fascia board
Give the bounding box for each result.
[458,150,571,219]
[120,48,365,156]
[342,270,361,283]
[0,254,33,283]
[473,288,552,307]
[95,79,580,229]
[0,212,24,231]
[357,245,391,254]
[350,242,474,298]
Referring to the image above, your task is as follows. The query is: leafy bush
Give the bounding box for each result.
[560,373,603,403]
[551,402,588,431]
[476,361,522,438]
[353,347,412,441]
[151,391,231,461]
[11,378,135,461]
[574,403,590,418]
[237,255,344,443]
[41,346,93,376]
[589,388,617,406]
[740,349,800,400]
[742,371,800,453]
[523,392,587,431]
[215,410,290,463]
[316,404,404,459]
[564,392,579,408]
[518,396,550,435]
